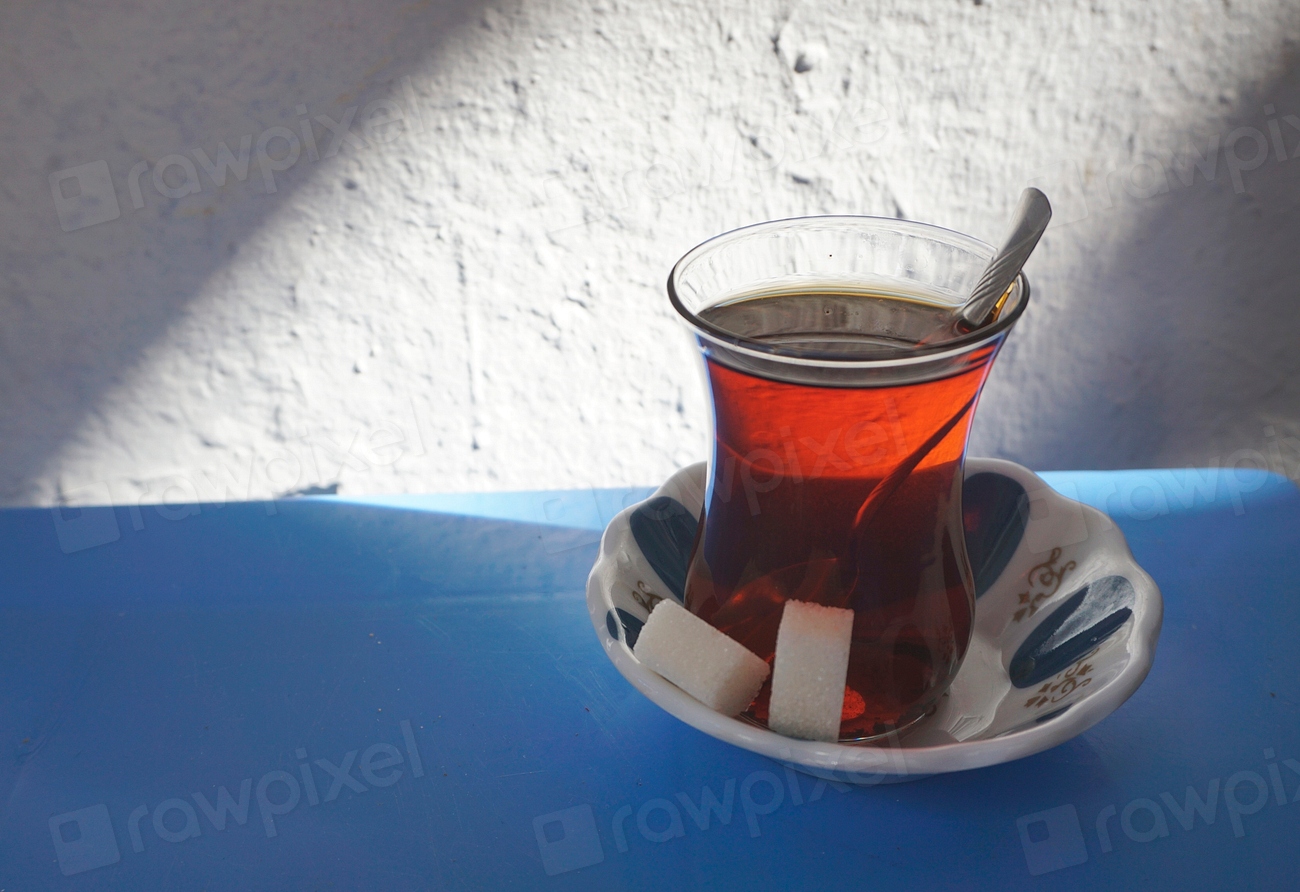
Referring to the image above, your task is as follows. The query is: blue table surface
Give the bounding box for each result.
[2,467,1298,890]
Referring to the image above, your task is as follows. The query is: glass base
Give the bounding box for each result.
[737,698,935,746]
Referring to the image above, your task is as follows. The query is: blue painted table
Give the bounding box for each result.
[2,468,1297,889]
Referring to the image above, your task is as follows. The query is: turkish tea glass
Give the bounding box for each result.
[668,216,1029,742]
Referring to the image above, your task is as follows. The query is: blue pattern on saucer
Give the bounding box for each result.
[1009,575,1136,688]
[962,472,1030,598]
[607,607,646,648]
[589,457,1162,782]
[628,496,696,603]
[608,470,1136,697]
[621,472,1036,604]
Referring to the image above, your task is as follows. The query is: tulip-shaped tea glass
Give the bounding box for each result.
[668,216,1029,742]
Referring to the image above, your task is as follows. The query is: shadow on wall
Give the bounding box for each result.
[983,46,1300,476]
[0,0,482,502]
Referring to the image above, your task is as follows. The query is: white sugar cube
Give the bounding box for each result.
[768,600,854,742]
[633,600,770,716]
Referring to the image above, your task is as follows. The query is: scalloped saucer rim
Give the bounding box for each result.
[586,458,1163,783]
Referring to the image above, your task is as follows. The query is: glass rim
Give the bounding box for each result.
[666,214,1030,370]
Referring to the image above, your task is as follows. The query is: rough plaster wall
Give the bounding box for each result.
[3,0,1300,506]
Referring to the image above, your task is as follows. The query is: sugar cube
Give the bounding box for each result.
[768,600,854,742]
[633,600,770,716]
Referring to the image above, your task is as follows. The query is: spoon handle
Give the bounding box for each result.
[955,187,1052,333]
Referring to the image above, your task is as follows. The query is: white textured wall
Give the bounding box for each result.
[4,0,1300,507]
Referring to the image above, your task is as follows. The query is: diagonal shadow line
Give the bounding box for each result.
[972,42,1300,475]
[0,0,488,503]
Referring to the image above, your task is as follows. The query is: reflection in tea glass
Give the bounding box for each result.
[668,216,1029,742]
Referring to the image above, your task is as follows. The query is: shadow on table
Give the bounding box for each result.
[1,498,599,608]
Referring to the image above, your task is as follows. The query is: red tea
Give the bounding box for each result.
[684,291,1003,740]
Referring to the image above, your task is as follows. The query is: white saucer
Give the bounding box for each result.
[585,459,1162,784]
